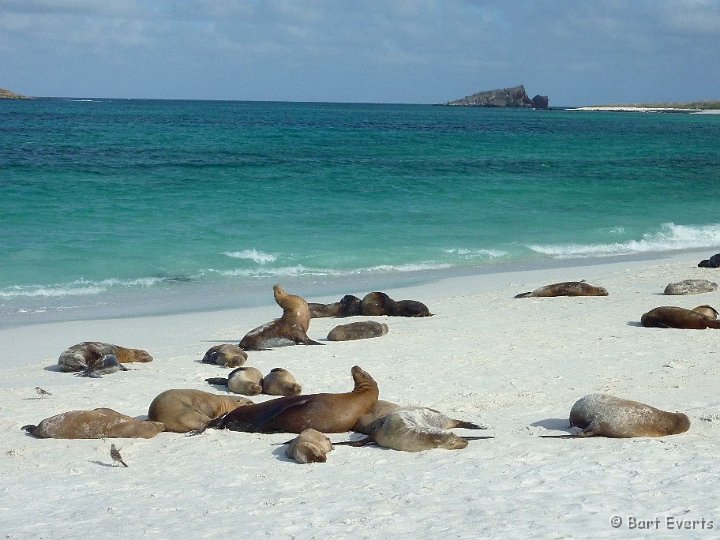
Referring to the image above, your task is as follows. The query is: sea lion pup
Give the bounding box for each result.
[568,393,690,438]
[77,352,128,378]
[308,295,362,318]
[285,428,334,463]
[147,389,253,433]
[514,280,609,298]
[351,408,490,452]
[663,279,717,295]
[239,285,323,350]
[58,341,153,372]
[201,344,248,368]
[262,368,301,396]
[640,305,720,329]
[198,365,378,434]
[327,321,389,341]
[392,300,433,317]
[698,253,720,268]
[206,366,264,396]
[22,408,165,439]
[351,400,485,436]
[360,292,396,316]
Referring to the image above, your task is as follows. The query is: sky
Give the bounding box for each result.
[1,0,719,106]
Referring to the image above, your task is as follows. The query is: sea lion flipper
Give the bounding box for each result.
[299,337,324,346]
[453,420,488,430]
[333,436,375,447]
[514,292,532,298]
[205,377,229,386]
[462,436,494,441]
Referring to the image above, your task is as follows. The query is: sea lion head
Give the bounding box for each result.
[350,365,378,394]
[692,305,719,319]
[339,295,362,316]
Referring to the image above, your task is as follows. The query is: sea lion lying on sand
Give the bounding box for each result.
[308,295,362,318]
[77,352,127,378]
[327,321,389,341]
[58,341,152,372]
[207,367,264,396]
[285,428,334,463]
[196,366,378,434]
[22,408,165,439]
[239,285,323,350]
[514,280,608,298]
[201,344,248,368]
[262,368,302,396]
[148,389,253,433]
[347,400,489,452]
[698,253,720,268]
[640,305,720,329]
[566,393,690,438]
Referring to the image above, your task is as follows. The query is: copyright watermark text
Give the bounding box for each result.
[610,516,713,530]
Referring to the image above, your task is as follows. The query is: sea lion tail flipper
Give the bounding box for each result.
[514,292,532,299]
[300,338,324,346]
[205,377,229,386]
[453,420,488,430]
[462,436,495,441]
[538,434,579,439]
[333,436,375,447]
[21,424,37,433]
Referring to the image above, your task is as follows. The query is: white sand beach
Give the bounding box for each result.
[2,252,719,538]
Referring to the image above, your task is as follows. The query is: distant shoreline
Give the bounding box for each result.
[569,105,720,114]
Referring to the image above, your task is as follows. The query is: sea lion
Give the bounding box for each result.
[239,285,323,350]
[360,292,395,316]
[327,321,389,341]
[77,353,128,378]
[58,341,153,372]
[262,368,302,396]
[285,428,334,463]
[640,305,720,329]
[201,344,248,368]
[351,408,489,452]
[698,253,720,268]
[351,400,485,435]
[663,279,718,295]
[568,393,690,438]
[206,366,264,396]
[22,408,165,439]
[199,365,378,434]
[392,300,433,317]
[147,389,253,433]
[514,280,609,298]
[308,295,362,318]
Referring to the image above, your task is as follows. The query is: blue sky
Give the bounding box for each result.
[1,0,718,105]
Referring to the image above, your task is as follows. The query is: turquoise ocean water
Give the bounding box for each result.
[2,99,719,327]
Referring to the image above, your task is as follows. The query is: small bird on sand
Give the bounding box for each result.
[110,444,128,467]
[35,387,52,399]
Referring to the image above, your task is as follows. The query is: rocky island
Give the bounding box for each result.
[0,88,29,99]
[445,85,548,109]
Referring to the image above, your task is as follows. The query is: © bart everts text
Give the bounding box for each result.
[610,515,714,530]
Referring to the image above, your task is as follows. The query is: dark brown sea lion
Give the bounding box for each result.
[285,428,334,463]
[239,285,323,350]
[568,393,690,437]
[206,366,264,395]
[262,368,302,396]
[640,305,720,329]
[360,292,433,317]
[327,321,389,341]
[308,295,362,318]
[148,389,253,433]
[201,344,248,368]
[199,365,378,434]
[77,352,128,378]
[514,280,609,298]
[58,341,153,372]
[698,253,720,268]
[22,408,165,439]
[392,299,433,317]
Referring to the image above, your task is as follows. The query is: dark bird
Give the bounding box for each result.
[110,444,128,467]
[35,387,51,399]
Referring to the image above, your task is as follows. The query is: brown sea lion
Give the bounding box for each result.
[148,389,253,433]
[58,341,153,372]
[308,295,362,318]
[514,280,609,298]
[285,428,334,463]
[206,366,264,396]
[201,344,248,368]
[262,368,302,396]
[640,305,720,329]
[327,321,389,341]
[392,299,433,317]
[239,285,323,350]
[360,292,395,316]
[568,393,690,438]
[22,408,165,439]
[663,279,718,295]
[199,365,378,434]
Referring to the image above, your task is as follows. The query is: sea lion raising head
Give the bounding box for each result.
[239,285,323,350]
